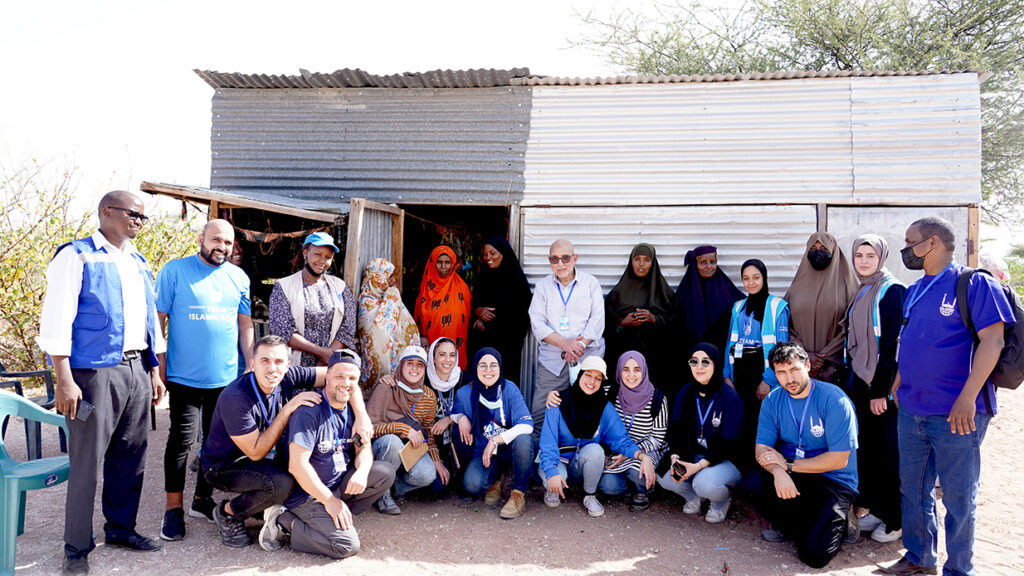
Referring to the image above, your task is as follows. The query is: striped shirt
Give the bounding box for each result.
[372,386,441,463]
[604,394,668,473]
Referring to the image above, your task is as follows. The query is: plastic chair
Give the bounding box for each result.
[0,389,70,576]
[0,360,66,457]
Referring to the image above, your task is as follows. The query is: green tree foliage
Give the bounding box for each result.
[0,159,198,373]
[577,0,1024,218]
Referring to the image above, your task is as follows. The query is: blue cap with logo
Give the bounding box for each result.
[303,231,339,253]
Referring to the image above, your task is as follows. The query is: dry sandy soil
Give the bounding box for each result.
[6,390,1023,576]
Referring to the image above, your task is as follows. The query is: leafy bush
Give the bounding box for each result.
[0,159,197,373]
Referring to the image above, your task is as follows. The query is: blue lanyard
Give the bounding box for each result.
[556,279,577,309]
[438,388,455,416]
[250,373,278,428]
[785,382,813,450]
[625,413,637,433]
[902,264,954,326]
[322,390,349,451]
[696,395,715,439]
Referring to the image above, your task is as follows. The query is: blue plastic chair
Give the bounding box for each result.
[0,389,70,576]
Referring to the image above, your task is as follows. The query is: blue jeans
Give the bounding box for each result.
[371,434,436,497]
[656,461,741,511]
[538,443,604,494]
[598,467,647,495]
[463,435,534,495]
[898,409,990,576]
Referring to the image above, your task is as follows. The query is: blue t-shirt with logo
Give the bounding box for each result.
[897,264,1015,417]
[756,380,858,492]
[156,254,251,388]
[285,397,355,508]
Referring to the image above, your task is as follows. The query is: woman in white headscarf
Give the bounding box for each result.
[843,233,906,543]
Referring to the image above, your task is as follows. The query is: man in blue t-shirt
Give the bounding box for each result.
[156,219,255,541]
[754,342,859,569]
[880,217,1014,576]
[201,335,372,548]
[258,350,395,557]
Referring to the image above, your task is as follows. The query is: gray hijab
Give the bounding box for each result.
[846,234,900,383]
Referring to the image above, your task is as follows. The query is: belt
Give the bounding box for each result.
[121,350,144,362]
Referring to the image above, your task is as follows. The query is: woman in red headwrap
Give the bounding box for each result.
[414,245,472,370]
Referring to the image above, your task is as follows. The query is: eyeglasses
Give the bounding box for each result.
[477,363,500,371]
[687,358,712,368]
[107,206,149,223]
[548,255,573,264]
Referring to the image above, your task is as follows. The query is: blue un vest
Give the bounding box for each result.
[58,237,160,369]
[726,294,788,386]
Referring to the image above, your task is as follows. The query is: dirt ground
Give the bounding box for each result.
[5,390,1023,576]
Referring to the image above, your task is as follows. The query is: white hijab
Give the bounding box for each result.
[426,337,461,393]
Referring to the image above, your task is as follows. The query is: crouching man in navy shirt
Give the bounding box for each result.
[201,335,372,548]
[753,342,859,569]
[258,349,395,557]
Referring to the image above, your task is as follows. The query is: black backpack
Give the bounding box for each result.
[955,268,1024,396]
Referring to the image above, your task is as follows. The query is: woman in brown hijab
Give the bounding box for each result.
[784,232,858,384]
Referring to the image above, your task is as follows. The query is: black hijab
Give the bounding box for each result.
[474,237,530,308]
[686,343,725,398]
[606,243,676,320]
[740,259,770,324]
[559,370,608,440]
[469,347,504,435]
[676,246,743,342]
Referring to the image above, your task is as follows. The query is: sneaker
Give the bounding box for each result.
[761,526,788,543]
[705,500,730,524]
[213,500,251,548]
[258,504,287,551]
[543,491,561,508]
[499,489,526,519]
[629,493,650,512]
[871,524,903,543]
[376,491,401,515]
[682,497,703,514]
[188,497,216,523]
[159,508,186,541]
[582,494,605,518]
[484,478,503,505]
[858,512,883,533]
[844,505,860,544]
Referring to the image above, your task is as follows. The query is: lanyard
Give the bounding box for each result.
[625,413,638,433]
[322,390,349,451]
[785,382,813,450]
[696,395,715,439]
[902,264,954,327]
[250,373,278,428]
[438,388,455,416]
[556,279,577,309]
[478,385,505,426]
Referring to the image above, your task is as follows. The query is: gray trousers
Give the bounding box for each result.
[280,461,395,559]
[64,356,152,558]
[531,363,570,442]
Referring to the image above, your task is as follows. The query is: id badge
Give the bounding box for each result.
[442,429,452,446]
[559,316,570,332]
[332,451,347,472]
[265,447,277,461]
[734,345,743,359]
[795,448,805,460]
[697,437,708,449]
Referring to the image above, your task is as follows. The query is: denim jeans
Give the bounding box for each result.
[538,442,605,494]
[898,408,990,576]
[657,460,741,510]
[598,467,647,495]
[372,434,436,497]
[463,435,534,495]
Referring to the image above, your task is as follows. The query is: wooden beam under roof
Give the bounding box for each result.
[140,181,343,224]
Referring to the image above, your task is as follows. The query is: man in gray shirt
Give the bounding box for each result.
[528,239,605,440]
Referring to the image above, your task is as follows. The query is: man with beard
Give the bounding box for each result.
[155,219,255,541]
[269,232,356,367]
[754,342,859,569]
[38,191,166,575]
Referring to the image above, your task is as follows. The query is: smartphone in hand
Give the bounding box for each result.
[76,399,96,422]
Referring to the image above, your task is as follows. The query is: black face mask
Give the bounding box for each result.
[807,249,832,271]
[900,238,930,270]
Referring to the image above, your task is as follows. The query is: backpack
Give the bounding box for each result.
[956,268,1024,395]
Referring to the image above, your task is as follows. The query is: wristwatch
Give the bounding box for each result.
[786,459,794,474]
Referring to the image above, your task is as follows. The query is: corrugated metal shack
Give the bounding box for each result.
[144,66,984,399]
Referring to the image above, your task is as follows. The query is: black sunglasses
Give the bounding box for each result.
[107,206,149,223]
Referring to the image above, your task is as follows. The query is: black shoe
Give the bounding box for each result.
[629,493,650,512]
[845,505,860,544]
[213,500,252,548]
[875,557,938,575]
[105,531,163,552]
[62,555,89,576]
[189,496,216,522]
[160,508,186,541]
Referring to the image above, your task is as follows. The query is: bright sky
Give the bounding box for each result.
[0,0,637,207]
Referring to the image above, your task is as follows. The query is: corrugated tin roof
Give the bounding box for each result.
[195,68,532,89]
[513,69,985,86]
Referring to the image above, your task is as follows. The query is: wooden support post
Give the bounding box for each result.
[209,200,220,220]
[391,210,405,292]
[344,198,365,293]
[967,204,979,267]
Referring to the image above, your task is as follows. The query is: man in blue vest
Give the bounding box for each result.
[37,191,166,576]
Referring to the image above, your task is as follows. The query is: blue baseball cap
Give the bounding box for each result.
[303,231,339,253]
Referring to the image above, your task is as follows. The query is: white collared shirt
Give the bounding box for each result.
[37,230,165,357]
[528,269,605,375]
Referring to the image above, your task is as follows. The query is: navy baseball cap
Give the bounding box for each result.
[303,231,339,253]
[328,348,361,369]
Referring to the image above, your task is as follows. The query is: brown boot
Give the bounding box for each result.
[499,489,526,519]
[484,477,503,505]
